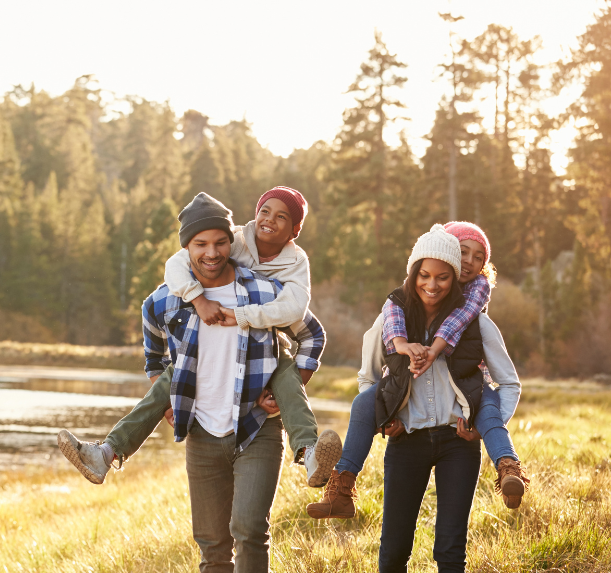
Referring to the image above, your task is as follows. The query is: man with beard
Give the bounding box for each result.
[142,194,325,571]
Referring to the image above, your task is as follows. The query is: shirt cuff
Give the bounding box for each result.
[434,334,456,356]
[443,345,455,357]
[234,307,250,330]
[182,283,205,303]
[146,368,165,379]
[295,356,320,372]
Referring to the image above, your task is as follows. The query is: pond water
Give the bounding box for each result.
[0,366,349,472]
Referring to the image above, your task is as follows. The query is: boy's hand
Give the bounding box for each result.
[299,369,313,385]
[192,295,225,326]
[256,388,280,415]
[164,407,174,427]
[218,307,238,327]
[456,418,481,441]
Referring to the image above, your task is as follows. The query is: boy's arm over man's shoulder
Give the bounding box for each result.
[164,229,244,304]
[235,251,311,330]
[165,249,203,303]
[142,291,171,378]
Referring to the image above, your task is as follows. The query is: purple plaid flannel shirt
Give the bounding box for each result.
[382,274,491,356]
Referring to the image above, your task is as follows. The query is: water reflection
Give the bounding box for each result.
[0,368,349,471]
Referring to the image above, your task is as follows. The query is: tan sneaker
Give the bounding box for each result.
[495,458,530,509]
[57,430,111,485]
[306,469,357,519]
[304,429,343,487]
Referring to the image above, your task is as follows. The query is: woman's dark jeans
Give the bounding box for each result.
[379,426,481,573]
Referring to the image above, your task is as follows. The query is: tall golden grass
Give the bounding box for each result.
[2,380,611,572]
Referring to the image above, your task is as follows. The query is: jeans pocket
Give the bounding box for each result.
[388,431,407,444]
[189,419,201,435]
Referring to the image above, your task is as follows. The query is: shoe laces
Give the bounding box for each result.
[324,473,358,500]
[304,445,315,464]
[495,459,530,494]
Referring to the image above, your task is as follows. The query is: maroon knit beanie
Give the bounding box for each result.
[256,187,308,238]
[444,221,490,263]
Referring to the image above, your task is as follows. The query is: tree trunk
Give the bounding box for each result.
[120,241,127,310]
[532,225,546,357]
[448,135,458,220]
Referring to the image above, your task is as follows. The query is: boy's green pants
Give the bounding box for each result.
[105,348,319,463]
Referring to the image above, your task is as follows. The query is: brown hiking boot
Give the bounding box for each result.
[306,469,357,519]
[495,458,530,509]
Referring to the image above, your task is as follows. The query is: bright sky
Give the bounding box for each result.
[1,0,605,172]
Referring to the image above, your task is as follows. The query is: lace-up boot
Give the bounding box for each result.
[306,469,357,519]
[495,458,530,509]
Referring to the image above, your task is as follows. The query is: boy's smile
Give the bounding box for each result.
[255,198,295,258]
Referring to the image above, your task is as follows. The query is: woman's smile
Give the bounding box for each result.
[415,258,454,316]
[421,288,440,298]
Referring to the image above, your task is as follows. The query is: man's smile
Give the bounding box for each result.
[200,258,224,271]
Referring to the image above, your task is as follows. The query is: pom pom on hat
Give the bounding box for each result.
[406,223,462,280]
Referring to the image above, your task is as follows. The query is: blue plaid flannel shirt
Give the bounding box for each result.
[142,262,326,452]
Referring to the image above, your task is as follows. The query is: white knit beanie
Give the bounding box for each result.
[406,224,462,280]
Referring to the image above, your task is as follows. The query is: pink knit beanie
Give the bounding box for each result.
[444,221,490,263]
[256,186,308,238]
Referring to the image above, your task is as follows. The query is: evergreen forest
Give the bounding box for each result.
[1,4,611,377]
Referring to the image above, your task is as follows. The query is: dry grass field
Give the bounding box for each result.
[1,378,611,572]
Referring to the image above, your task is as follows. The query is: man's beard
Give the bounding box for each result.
[189,253,229,281]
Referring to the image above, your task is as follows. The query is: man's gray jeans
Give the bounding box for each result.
[186,416,285,573]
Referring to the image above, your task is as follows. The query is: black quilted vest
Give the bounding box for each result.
[375,286,485,433]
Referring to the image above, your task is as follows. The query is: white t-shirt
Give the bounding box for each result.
[195,282,238,437]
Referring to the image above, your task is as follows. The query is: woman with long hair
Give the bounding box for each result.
[309,224,522,572]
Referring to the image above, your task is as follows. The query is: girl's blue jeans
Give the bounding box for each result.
[335,382,518,476]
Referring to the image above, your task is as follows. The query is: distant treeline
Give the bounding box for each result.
[1,5,611,376]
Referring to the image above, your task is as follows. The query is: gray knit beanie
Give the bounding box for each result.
[406,224,461,280]
[178,193,235,247]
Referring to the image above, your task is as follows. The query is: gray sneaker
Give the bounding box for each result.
[57,429,111,485]
[304,429,343,488]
